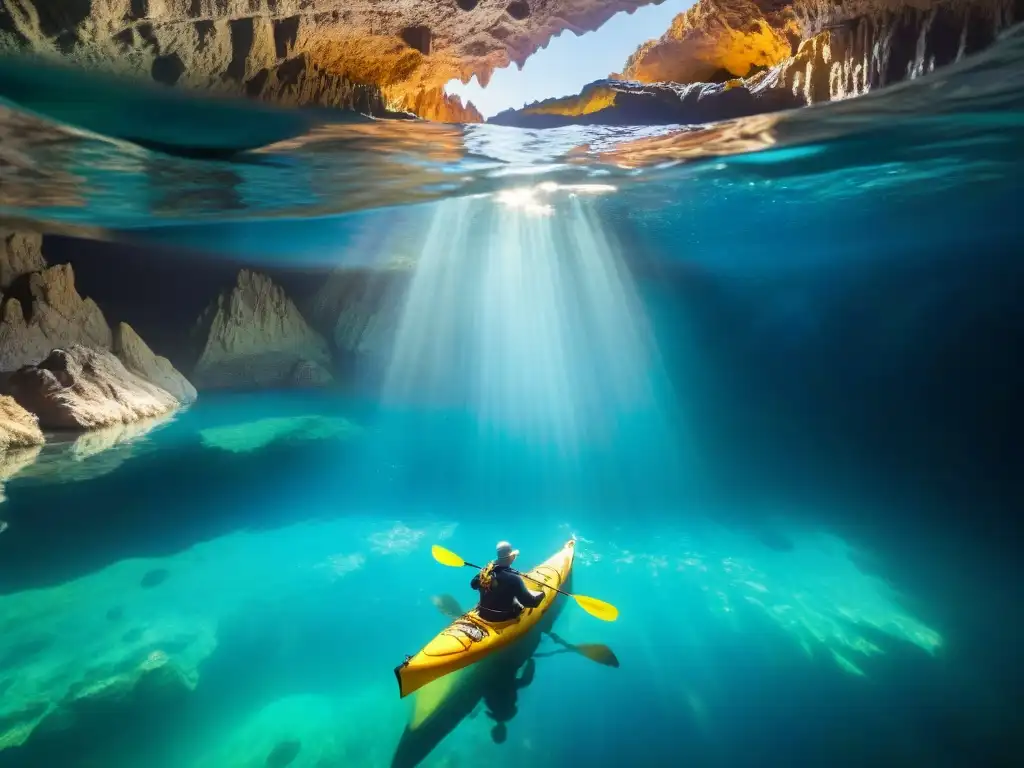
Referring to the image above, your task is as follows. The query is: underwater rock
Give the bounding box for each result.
[139,569,170,589]
[6,345,180,430]
[266,739,302,768]
[23,650,198,747]
[112,322,197,405]
[0,561,215,755]
[0,263,112,373]
[191,693,390,768]
[192,270,334,390]
[199,415,360,454]
[0,230,46,290]
[0,395,44,450]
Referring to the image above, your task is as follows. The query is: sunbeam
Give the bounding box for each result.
[382,189,675,462]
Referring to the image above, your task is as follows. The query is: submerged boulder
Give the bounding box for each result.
[192,270,333,390]
[112,322,197,405]
[6,345,180,430]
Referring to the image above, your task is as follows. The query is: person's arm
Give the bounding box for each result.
[470,573,480,590]
[514,574,545,608]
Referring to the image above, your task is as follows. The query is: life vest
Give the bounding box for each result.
[476,561,498,591]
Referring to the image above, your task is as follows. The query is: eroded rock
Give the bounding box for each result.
[192,270,333,390]
[0,231,46,289]
[7,345,180,430]
[0,0,661,121]
[0,395,44,451]
[0,263,112,373]
[490,75,802,126]
[622,0,799,85]
[493,0,1022,127]
[113,322,197,405]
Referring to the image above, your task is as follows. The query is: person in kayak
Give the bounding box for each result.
[471,541,545,622]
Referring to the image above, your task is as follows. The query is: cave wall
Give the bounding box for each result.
[493,0,1023,126]
[0,0,661,122]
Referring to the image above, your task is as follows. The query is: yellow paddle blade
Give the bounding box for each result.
[431,545,466,568]
[575,643,621,668]
[573,595,619,622]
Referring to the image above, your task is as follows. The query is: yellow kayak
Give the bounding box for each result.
[394,538,576,698]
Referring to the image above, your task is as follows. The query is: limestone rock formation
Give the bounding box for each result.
[0,394,43,450]
[489,76,801,126]
[0,230,47,289]
[767,0,1024,105]
[0,395,44,501]
[0,263,112,372]
[0,0,659,122]
[622,0,799,85]
[0,233,196,430]
[6,345,180,430]
[492,0,1022,126]
[192,270,333,390]
[112,322,197,405]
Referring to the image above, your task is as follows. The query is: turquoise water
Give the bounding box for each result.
[0,394,978,767]
[1,25,1024,768]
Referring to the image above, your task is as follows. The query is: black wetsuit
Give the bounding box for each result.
[471,565,544,622]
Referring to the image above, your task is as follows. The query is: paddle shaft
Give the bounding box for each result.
[463,560,576,601]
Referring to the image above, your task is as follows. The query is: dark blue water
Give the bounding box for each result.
[1,26,1022,768]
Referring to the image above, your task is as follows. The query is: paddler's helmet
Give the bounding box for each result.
[495,541,519,567]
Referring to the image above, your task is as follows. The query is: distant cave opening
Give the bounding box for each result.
[400,25,432,56]
[455,0,479,10]
[506,1,531,20]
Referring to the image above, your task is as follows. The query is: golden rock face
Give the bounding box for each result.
[0,0,660,122]
[622,0,799,85]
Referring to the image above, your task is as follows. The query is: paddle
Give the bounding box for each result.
[431,544,619,622]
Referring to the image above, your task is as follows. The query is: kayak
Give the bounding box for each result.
[394,538,576,698]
